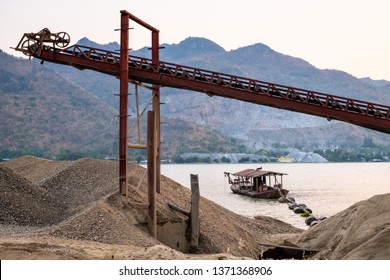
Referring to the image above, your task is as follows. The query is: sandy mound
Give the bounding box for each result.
[0,164,62,226]
[4,156,74,185]
[0,156,301,259]
[267,193,390,259]
[3,156,390,259]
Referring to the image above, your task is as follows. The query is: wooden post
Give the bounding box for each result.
[135,84,141,144]
[147,111,157,238]
[189,174,200,253]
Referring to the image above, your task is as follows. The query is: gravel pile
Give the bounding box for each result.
[38,158,118,219]
[0,164,62,226]
[1,156,302,258]
[4,156,74,185]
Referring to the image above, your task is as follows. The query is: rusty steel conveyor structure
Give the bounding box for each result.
[15,33,390,135]
[13,11,390,200]
[13,10,390,238]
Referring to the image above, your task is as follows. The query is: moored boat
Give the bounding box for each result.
[224,168,289,199]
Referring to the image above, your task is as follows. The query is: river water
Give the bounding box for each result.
[160,162,390,229]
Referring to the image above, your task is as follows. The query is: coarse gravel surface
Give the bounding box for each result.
[1,156,302,259]
[11,156,390,260]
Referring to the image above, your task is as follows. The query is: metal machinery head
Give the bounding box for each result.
[14,28,70,57]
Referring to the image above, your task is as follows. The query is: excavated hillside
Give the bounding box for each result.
[0,156,301,259]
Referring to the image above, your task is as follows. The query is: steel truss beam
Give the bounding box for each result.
[27,45,390,134]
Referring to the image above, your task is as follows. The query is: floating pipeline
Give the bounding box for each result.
[278,196,327,227]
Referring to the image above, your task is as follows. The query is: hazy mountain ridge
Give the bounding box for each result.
[0,50,118,158]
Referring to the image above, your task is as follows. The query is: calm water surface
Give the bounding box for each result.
[160,162,390,229]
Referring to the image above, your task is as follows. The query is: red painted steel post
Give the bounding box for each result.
[147,110,157,238]
[119,11,129,195]
[151,31,161,194]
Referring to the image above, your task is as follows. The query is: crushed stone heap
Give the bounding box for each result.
[1,156,301,259]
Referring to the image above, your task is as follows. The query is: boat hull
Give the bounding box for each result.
[230,185,289,199]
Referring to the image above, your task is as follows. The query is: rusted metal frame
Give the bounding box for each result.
[148,62,159,73]
[14,34,28,51]
[220,73,233,86]
[363,102,388,118]
[252,81,268,95]
[367,104,383,117]
[174,65,186,78]
[305,91,325,106]
[34,48,120,75]
[159,61,174,75]
[147,110,157,238]
[193,68,211,82]
[32,30,52,56]
[119,11,129,195]
[264,84,274,96]
[336,99,347,111]
[265,84,286,99]
[140,59,152,70]
[345,99,365,115]
[69,45,91,59]
[127,69,390,133]
[120,10,162,198]
[37,45,390,125]
[277,87,293,100]
[62,45,121,65]
[127,54,155,70]
[140,58,152,70]
[180,68,193,79]
[326,95,337,107]
[128,56,141,69]
[213,73,227,86]
[121,10,159,33]
[29,42,390,133]
[17,35,390,125]
[374,104,389,118]
[14,34,35,56]
[229,76,245,89]
[286,88,303,101]
[90,49,113,64]
[151,29,161,194]
[247,80,259,92]
[186,68,197,80]
[326,95,345,110]
[361,102,386,118]
[234,77,250,90]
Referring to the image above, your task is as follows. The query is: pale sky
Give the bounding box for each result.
[1,0,390,80]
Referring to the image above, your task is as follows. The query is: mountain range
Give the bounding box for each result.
[1,36,390,160]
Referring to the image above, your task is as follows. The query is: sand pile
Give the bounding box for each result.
[0,164,62,226]
[3,156,74,185]
[2,156,390,259]
[267,193,390,259]
[0,156,301,259]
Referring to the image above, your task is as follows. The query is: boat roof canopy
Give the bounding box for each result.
[232,168,287,178]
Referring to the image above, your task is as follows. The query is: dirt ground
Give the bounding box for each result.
[1,156,389,260]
